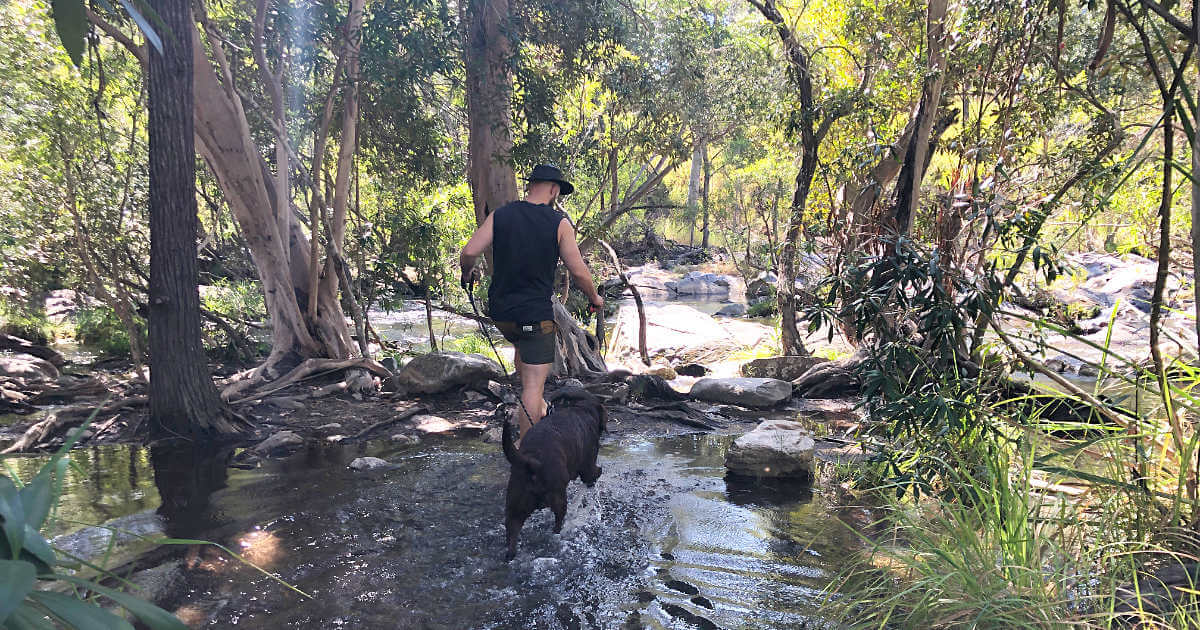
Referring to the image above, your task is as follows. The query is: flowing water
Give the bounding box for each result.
[22,432,855,629]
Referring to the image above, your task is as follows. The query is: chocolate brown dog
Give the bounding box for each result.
[502,386,606,561]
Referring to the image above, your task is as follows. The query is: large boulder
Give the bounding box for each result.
[0,352,60,383]
[0,335,65,367]
[394,351,505,394]
[253,430,304,456]
[715,303,747,318]
[666,271,738,298]
[740,356,828,381]
[624,264,674,297]
[746,272,778,299]
[724,419,815,478]
[609,303,770,365]
[689,377,792,408]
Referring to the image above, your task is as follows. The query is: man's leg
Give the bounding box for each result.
[513,347,550,443]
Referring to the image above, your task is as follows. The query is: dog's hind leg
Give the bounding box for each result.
[550,489,568,534]
[581,463,602,487]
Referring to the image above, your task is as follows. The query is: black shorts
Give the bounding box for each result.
[494,320,557,365]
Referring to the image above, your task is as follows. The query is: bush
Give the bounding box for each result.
[200,280,267,360]
[0,302,51,345]
[446,332,506,367]
[74,306,135,357]
[747,298,777,318]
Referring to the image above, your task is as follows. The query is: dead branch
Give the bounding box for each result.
[349,405,427,441]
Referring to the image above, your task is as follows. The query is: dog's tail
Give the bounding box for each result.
[502,418,541,473]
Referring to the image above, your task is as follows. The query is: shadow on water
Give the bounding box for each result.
[24,432,855,629]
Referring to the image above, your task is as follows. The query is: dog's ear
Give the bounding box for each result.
[596,402,607,432]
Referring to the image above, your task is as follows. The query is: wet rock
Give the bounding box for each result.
[724,419,815,478]
[689,377,792,408]
[646,364,677,380]
[0,334,65,367]
[325,435,346,443]
[314,422,343,435]
[487,380,515,403]
[253,430,304,456]
[558,378,585,390]
[394,351,505,394]
[1045,355,1072,373]
[714,303,746,318]
[1078,363,1100,377]
[675,363,709,377]
[665,579,700,596]
[746,272,778,299]
[349,457,389,471]
[127,560,185,606]
[740,356,828,381]
[0,352,60,383]
[391,433,420,446]
[792,398,862,426]
[481,427,503,443]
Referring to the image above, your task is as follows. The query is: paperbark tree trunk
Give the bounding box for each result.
[190,6,363,391]
[701,141,711,249]
[146,0,240,437]
[464,0,518,231]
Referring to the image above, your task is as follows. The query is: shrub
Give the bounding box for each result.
[74,306,135,358]
[747,298,777,318]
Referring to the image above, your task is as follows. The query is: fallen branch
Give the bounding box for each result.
[3,396,148,453]
[991,321,1135,433]
[349,405,427,441]
[598,239,650,366]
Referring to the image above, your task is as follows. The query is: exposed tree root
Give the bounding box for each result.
[552,301,608,380]
[223,357,391,403]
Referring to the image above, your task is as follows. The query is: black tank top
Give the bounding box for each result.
[488,201,564,322]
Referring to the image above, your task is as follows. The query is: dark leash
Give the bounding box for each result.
[464,283,509,375]
[462,280,538,432]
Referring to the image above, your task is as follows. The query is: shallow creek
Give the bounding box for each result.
[14,430,855,629]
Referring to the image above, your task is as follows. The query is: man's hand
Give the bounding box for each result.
[588,295,604,313]
[460,265,481,292]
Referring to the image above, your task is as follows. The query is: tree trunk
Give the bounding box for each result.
[147,0,240,437]
[464,0,518,232]
[701,140,711,249]
[885,0,949,238]
[687,137,703,246]
[192,11,358,388]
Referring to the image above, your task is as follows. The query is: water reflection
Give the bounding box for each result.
[149,445,232,539]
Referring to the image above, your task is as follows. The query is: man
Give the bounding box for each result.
[460,164,604,443]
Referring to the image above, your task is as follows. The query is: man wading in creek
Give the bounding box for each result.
[459,164,604,445]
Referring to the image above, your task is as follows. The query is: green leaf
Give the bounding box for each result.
[53,576,187,630]
[26,592,134,630]
[50,0,88,67]
[18,528,53,570]
[0,477,26,559]
[0,560,36,623]
[3,603,56,630]
[116,0,164,55]
[18,472,53,533]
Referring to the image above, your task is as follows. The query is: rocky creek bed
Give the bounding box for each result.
[12,406,864,630]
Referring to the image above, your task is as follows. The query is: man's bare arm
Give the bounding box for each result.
[459,213,494,286]
[557,219,603,307]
